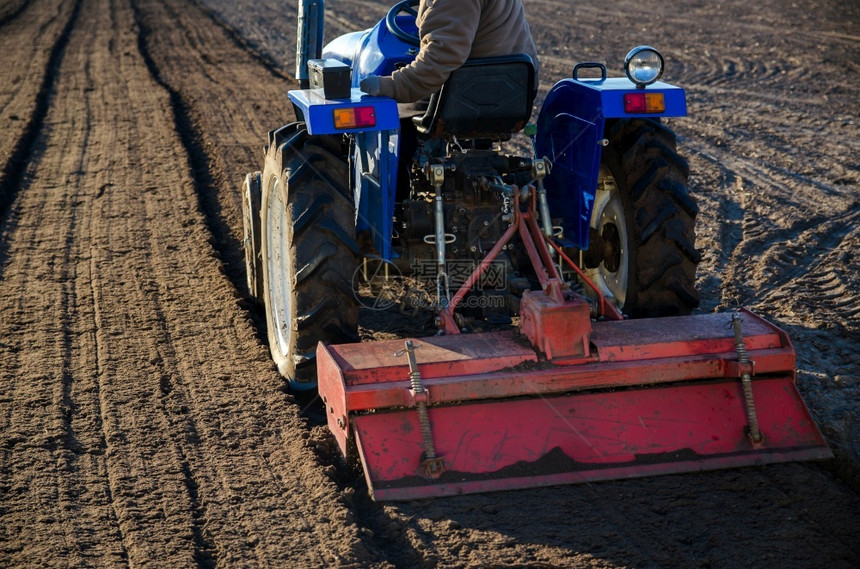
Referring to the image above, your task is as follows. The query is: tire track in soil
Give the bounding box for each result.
[0,0,162,563]
[125,0,384,565]
[129,0,244,300]
[186,0,293,83]
[771,227,860,326]
[0,0,28,26]
[130,0,300,299]
[681,138,860,310]
[0,0,80,219]
[1,0,378,565]
[0,3,126,567]
[1,0,205,563]
[124,0,415,562]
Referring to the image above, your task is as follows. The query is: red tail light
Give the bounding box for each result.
[333,106,376,129]
[624,92,665,114]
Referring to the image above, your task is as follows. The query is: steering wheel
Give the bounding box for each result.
[386,0,420,46]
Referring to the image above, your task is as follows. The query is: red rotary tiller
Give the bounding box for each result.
[238,0,832,501]
[317,181,830,500]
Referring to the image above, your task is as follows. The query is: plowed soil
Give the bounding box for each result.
[0,0,858,567]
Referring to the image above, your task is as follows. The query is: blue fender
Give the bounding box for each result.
[301,16,421,262]
[287,88,401,261]
[535,77,686,250]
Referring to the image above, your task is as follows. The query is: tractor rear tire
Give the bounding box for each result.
[591,118,700,317]
[260,124,359,389]
[241,171,264,305]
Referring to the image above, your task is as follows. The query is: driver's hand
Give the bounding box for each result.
[359,75,382,96]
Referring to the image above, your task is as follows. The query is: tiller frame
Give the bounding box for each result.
[318,180,831,501]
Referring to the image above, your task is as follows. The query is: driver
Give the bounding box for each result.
[360,0,539,103]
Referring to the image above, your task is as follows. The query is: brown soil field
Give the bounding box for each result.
[1,0,858,567]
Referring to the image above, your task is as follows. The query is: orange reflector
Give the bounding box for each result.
[333,106,376,129]
[624,92,665,114]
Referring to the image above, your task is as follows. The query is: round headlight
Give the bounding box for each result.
[624,46,664,87]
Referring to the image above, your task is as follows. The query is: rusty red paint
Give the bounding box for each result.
[351,376,830,500]
[317,310,831,500]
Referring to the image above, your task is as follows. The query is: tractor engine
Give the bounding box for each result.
[391,146,537,322]
[395,148,533,272]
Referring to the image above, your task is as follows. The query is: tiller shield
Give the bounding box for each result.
[318,184,831,501]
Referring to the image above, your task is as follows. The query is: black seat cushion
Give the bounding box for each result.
[413,54,536,140]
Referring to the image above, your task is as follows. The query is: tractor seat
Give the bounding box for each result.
[413,54,536,141]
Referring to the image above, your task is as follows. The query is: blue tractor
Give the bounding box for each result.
[243,0,699,390]
[239,1,828,500]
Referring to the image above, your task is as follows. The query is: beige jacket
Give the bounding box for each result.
[377,0,540,103]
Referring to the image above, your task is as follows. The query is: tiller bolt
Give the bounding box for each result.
[732,312,764,445]
[396,341,445,478]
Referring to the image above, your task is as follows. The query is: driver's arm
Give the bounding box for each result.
[376,0,483,103]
